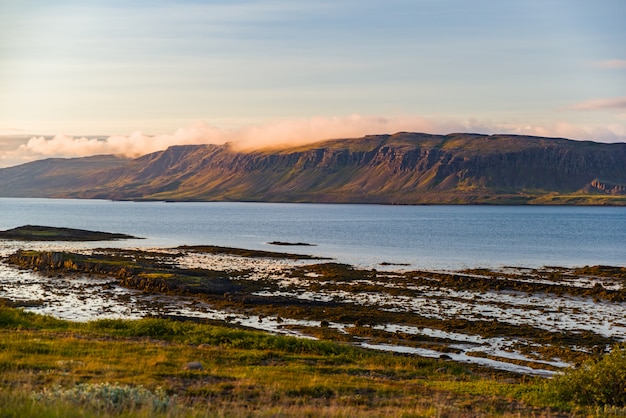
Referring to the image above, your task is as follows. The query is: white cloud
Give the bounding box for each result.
[1,115,624,168]
[9,116,445,160]
[511,122,625,142]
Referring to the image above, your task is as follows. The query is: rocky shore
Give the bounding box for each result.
[3,245,625,376]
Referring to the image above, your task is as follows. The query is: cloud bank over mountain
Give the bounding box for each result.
[2,132,625,206]
[1,115,625,168]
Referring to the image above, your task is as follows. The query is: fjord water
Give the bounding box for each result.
[0,198,624,270]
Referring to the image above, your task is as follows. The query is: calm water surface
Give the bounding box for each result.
[0,198,624,270]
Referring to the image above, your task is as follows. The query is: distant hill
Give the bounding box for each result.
[1,132,625,205]
[0,155,129,197]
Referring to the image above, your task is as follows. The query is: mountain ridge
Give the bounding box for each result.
[1,132,625,205]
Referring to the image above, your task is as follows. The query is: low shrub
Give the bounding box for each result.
[0,306,67,330]
[32,382,174,413]
[544,344,626,407]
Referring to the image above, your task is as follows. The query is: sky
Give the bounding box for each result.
[0,0,625,167]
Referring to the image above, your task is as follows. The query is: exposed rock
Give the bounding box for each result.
[268,241,316,246]
[183,361,203,371]
[588,179,626,195]
[5,249,240,295]
[0,225,138,241]
[7,250,138,277]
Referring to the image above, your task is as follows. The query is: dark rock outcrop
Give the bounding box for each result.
[6,250,239,295]
[0,225,138,241]
[588,179,626,195]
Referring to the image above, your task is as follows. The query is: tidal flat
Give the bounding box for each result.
[2,242,625,378]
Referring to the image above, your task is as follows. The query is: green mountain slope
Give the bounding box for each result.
[0,155,129,197]
[1,133,625,204]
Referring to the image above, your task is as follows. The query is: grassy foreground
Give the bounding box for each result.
[0,306,625,417]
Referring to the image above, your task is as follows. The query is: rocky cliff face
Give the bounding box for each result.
[1,133,625,204]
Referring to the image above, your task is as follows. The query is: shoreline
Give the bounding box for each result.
[2,243,625,377]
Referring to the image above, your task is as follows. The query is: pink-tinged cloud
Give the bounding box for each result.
[510,122,625,143]
[569,97,626,111]
[2,115,624,168]
[13,116,485,159]
[596,59,626,69]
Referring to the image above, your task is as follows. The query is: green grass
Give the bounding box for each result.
[1,306,625,417]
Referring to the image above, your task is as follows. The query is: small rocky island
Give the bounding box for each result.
[0,225,139,241]
[267,241,316,246]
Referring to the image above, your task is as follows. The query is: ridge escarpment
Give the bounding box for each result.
[1,132,625,204]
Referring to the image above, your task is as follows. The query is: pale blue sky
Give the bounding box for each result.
[0,0,624,164]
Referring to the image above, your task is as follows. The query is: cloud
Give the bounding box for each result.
[16,123,227,159]
[595,60,626,69]
[1,115,625,168]
[11,116,468,160]
[231,115,442,151]
[510,122,625,143]
[569,97,626,111]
